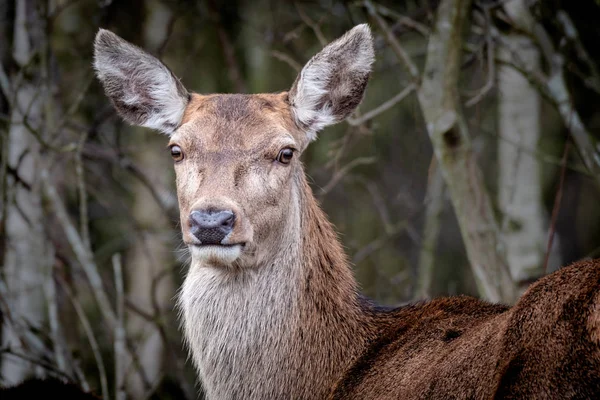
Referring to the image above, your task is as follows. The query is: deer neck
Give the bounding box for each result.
[179,173,374,400]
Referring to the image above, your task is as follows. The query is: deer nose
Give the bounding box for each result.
[189,210,235,245]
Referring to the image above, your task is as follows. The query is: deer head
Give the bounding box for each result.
[94,25,374,269]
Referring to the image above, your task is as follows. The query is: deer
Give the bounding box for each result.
[93,24,600,399]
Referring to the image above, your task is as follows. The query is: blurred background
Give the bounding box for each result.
[1,0,600,398]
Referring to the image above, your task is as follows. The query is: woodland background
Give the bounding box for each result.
[1,0,600,398]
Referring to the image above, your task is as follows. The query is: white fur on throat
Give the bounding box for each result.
[180,258,303,399]
[291,24,374,140]
[178,178,366,399]
[179,188,305,399]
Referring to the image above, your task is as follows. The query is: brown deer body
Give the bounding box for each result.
[94,25,600,399]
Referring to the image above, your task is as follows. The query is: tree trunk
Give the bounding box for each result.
[417,0,517,303]
[1,0,51,384]
[497,0,561,291]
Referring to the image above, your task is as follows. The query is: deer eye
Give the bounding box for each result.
[170,145,184,162]
[276,148,294,165]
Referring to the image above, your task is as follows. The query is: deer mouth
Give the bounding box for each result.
[189,243,245,265]
[193,243,244,248]
[190,241,247,250]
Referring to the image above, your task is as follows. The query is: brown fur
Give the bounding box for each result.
[331,260,600,399]
[175,89,600,400]
[176,93,600,396]
[172,92,302,259]
[94,26,600,400]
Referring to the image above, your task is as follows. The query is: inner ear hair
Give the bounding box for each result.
[288,24,375,139]
[93,29,190,135]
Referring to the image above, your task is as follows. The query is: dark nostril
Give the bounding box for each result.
[221,212,234,227]
[189,209,236,245]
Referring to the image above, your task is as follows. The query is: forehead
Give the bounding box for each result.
[173,93,297,151]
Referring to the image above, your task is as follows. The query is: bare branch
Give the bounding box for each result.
[353,215,421,265]
[207,0,247,93]
[56,276,109,400]
[70,358,91,393]
[365,0,420,80]
[556,11,600,93]
[75,131,91,251]
[364,2,430,36]
[113,253,126,400]
[42,168,153,391]
[0,280,42,354]
[157,14,180,59]
[42,168,117,328]
[0,347,73,382]
[319,157,376,196]
[295,2,328,46]
[347,83,416,126]
[0,63,10,102]
[546,72,600,184]
[496,18,600,186]
[48,75,95,143]
[465,7,496,107]
[271,50,302,72]
[44,264,69,375]
[81,144,178,218]
[364,180,394,234]
[544,141,570,273]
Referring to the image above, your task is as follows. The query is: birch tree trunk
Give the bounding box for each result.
[416,161,445,299]
[1,0,51,384]
[498,0,561,291]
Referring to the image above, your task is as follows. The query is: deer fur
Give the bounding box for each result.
[94,25,600,399]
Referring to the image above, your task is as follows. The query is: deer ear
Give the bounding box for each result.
[93,29,190,135]
[288,24,374,140]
